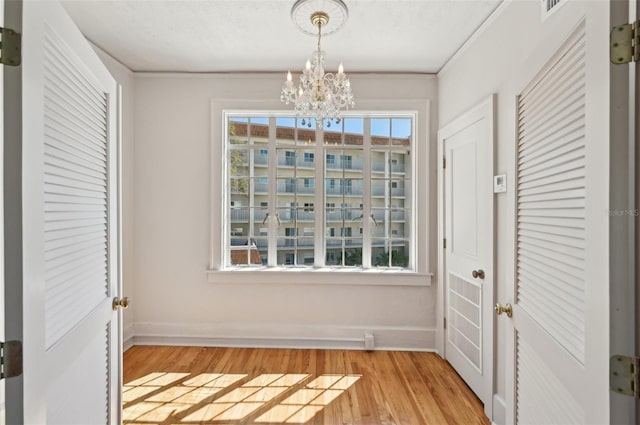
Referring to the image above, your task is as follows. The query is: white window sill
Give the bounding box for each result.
[207,267,432,287]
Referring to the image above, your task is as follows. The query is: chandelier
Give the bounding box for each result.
[280,0,355,127]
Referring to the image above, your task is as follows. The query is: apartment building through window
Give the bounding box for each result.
[226,114,414,269]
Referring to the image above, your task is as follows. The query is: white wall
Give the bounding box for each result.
[92,47,136,348]
[439,1,611,423]
[130,73,439,350]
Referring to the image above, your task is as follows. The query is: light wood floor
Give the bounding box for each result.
[123,346,489,425]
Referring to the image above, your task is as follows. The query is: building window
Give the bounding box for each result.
[340,154,353,169]
[285,151,295,166]
[225,114,414,270]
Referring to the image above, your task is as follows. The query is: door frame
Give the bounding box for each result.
[436,94,496,418]
[0,0,5,420]
[610,0,639,423]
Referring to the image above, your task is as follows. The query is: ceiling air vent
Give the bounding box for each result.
[542,0,565,21]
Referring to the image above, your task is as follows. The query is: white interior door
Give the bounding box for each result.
[4,0,121,423]
[439,96,494,418]
[504,16,611,424]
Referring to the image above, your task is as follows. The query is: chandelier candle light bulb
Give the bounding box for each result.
[280,0,355,128]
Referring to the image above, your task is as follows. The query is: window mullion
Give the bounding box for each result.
[267,117,277,266]
[249,148,255,242]
[362,117,372,268]
[315,125,325,267]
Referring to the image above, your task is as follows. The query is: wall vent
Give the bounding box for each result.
[541,0,565,21]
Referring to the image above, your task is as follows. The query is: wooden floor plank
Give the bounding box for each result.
[123,346,489,425]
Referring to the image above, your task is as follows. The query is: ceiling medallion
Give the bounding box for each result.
[280,0,355,128]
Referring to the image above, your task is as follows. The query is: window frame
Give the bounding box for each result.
[211,106,432,287]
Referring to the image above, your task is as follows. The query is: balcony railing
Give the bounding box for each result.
[325,210,362,221]
[230,208,406,224]
[236,154,406,174]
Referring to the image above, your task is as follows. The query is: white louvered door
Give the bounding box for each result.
[507,17,609,424]
[4,1,120,423]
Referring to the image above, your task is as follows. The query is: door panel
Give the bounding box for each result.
[514,23,587,423]
[440,96,494,418]
[505,13,611,423]
[4,0,120,423]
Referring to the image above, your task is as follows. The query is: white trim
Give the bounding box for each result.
[136,72,437,80]
[438,1,510,76]
[126,322,436,351]
[207,268,432,286]
[219,110,421,272]
[492,394,507,425]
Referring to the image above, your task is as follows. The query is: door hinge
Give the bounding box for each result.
[443,317,447,329]
[611,20,639,64]
[610,355,639,399]
[0,340,23,380]
[443,238,446,249]
[442,156,446,169]
[0,27,21,67]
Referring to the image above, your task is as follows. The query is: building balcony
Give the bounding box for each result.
[230,208,406,224]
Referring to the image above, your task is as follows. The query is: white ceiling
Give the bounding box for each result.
[61,0,503,73]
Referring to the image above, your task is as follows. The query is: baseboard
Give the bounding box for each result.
[127,321,436,351]
[492,394,506,425]
[123,322,135,352]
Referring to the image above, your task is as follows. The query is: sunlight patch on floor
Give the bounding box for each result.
[123,372,361,424]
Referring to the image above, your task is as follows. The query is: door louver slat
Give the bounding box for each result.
[43,32,107,111]
[516,27,586,364]
[45,125,107,162]
[43,26,110,349]
[516,336,584,424]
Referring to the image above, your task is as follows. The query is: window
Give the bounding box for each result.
[340,154,353,169]
[285,151,295,166]
[225,114,414,270]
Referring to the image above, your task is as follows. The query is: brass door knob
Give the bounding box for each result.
[472,269,485,279]
[112,297,129,311]
[494,303,512,317]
